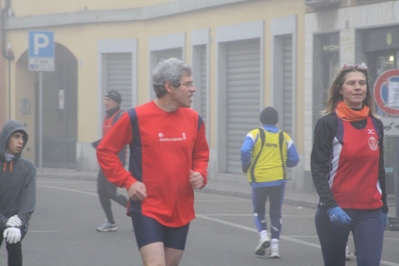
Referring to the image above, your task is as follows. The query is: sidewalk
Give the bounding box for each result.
[36,167,396,215]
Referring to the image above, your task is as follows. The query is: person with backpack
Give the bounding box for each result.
[93,90,128,232]
[240,106,299,258]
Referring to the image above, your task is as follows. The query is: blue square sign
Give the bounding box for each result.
[29,31,54,58]
[29,31,54,71]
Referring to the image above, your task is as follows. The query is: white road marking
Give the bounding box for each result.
[196,214,399,266]
[38,185,97,196]
[38,184,399,266]
[198,213,314,217]
[29,230,59,233]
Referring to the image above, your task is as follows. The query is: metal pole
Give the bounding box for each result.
[39,71,43,173]
[387,137,399,231]
[63,65,67,168]
[395,138,399,221]
[8,59,11,119]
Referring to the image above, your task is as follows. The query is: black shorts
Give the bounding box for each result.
[131,212,190,250]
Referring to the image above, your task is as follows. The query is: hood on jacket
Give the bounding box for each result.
[0,120,28,162]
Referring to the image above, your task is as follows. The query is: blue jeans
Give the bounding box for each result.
[315,208,385,266]
[252,183,285,239]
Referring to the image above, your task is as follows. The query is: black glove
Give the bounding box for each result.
[242,165,250,173]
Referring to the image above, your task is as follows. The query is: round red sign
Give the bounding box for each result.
[373,69,399,116]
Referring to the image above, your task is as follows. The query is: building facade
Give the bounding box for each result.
[304,0,399,194]
[4,0,304,189]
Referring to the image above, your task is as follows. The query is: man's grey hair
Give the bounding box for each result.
[152,58,192,98]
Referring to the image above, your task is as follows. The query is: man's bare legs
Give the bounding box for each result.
[140,242,184,266]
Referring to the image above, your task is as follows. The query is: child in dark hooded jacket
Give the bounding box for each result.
[0,120,36,266]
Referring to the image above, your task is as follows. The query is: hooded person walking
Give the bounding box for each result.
[0,120,36,266]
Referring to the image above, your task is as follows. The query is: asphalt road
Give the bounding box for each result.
[1,177,398,266]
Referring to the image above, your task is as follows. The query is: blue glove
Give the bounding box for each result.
[327,207,352,226]
[383,213,388,229]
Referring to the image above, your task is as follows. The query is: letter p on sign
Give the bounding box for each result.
[34,34,49,55]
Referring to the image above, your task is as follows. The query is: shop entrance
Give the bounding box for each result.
[36,43,78,169]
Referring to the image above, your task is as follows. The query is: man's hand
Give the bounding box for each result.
[3,228,21,244]
[6,215,22,227]
[127,181,147,201]
[190,170,204,189]
[242,165,250,173]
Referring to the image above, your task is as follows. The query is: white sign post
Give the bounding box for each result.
[29,31,54,173]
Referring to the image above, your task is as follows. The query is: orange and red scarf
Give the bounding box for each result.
[335,101,369,122]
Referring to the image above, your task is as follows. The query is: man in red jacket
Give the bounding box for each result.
[97,58,209,266]
[94,90,128,232]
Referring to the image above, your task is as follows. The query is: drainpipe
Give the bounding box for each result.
[1,0,13,120]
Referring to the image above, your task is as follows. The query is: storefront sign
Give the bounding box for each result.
[373,69,399,116]
[323,44,339,52]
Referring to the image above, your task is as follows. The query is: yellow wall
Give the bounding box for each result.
[6,0,305,153]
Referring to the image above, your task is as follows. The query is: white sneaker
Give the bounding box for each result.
[96,220,117,232]
[254,235,270,256]
[269,239,280,258]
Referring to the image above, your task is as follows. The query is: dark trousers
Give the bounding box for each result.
[0,227,27,266]
[97,170,128,223]
[315,208,385,266]
[251,183,285,239]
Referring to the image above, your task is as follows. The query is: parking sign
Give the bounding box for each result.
[28,31,54,71]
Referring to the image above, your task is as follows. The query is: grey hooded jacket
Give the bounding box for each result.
[0,120,36,230]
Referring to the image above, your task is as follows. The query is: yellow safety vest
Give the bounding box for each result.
[246,128,287,183]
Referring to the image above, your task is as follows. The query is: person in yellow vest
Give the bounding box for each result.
[240,106,299,258]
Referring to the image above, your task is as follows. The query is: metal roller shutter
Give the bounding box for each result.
[200,46,207,124]
[226,39,261,173]
[106,52,133,166]
[106,53,133,111]
[155,48,182,63]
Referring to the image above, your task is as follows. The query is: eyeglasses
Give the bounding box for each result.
[343,63,368,71]
[176,82,195,89]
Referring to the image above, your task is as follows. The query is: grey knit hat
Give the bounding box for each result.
[104,90,122,104]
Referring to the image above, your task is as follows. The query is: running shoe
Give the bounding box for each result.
[254,235,271,256]
[96,220,117,232]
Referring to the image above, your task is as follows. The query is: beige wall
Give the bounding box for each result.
[5,0,306,179]
[11,0,175,16]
